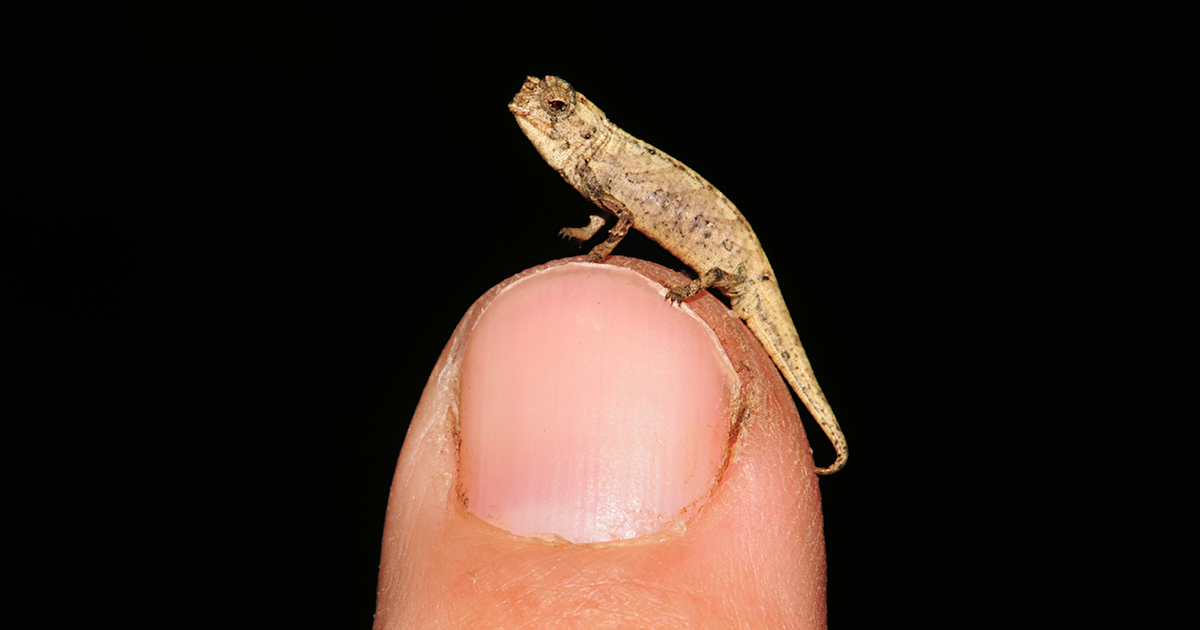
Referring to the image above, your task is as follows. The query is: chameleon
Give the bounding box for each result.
[509,76,848,475]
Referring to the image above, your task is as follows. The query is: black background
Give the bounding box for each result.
[10,4,1040,627]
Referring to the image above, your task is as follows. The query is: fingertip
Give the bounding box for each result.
[377,257,826,628]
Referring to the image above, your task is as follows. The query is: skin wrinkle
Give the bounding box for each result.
[462,518,703,624]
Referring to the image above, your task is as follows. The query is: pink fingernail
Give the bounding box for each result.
[459,264,735,543]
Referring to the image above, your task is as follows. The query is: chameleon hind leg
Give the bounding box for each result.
[666,267,747,304]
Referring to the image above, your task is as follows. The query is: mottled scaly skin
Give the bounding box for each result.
[509,76,847,475]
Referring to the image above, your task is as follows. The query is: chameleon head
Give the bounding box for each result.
[508,76,608,173]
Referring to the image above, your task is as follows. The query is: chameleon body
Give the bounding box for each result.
[509,76,847,475]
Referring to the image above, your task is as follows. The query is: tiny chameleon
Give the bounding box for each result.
[509,76,848,475]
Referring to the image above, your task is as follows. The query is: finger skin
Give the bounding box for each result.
[374,256,826,629]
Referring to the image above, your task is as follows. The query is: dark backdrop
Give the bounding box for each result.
[12,4,1031,627]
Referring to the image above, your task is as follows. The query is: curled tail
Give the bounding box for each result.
[741,298,848,475]
[782,357,848,476]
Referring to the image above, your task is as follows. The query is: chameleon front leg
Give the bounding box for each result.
[559,214,607,242]
[575,196,633,263]
[666,267,747,304]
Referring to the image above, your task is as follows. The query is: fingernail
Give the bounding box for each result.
[459,263,736,543]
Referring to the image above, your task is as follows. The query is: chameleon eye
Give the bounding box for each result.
[541,82,575,119]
